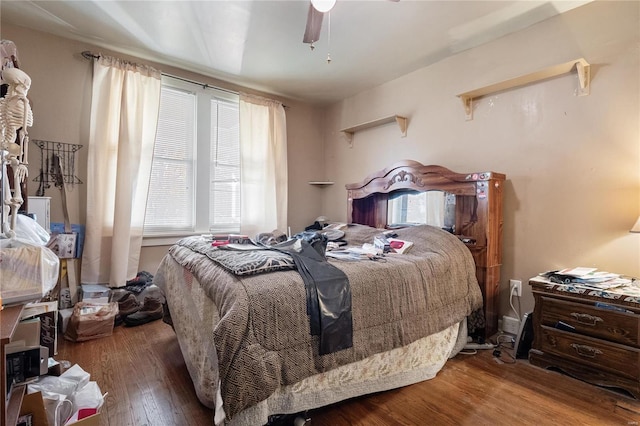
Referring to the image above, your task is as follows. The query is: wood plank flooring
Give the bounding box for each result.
[56,320,640,426]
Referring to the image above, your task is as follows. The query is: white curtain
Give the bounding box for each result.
[81,55,161,287]
[239,94,288,237]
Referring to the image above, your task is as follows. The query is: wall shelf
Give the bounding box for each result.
[457,58,591,120]
[340,115,407,147]
[308,181,334,186]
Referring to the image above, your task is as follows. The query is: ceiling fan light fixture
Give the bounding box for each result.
[311,0,336,13]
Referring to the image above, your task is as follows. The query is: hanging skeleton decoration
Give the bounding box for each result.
[1,67,33,237]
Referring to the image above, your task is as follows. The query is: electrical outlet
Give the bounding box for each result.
[502,315,520,335]
[510,279,522,297]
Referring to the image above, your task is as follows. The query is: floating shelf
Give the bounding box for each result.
[340,115,408,147]
[457,58,591,120]
[308,181,335,186]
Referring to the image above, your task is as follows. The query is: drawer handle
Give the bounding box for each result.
[570,343,603,358]
[570,312,603,326]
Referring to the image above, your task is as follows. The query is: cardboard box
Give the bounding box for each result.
[50,223,85,258]
[22,301,59,356]
[59,307,74,334]
[7,318,41,350]
[68,413,101,426]
[22,301,58,318]
[59,288,73,309]
[46,232,77,259]
[19,391,102,425]
[81,285,110,304]
[19,391,49,426]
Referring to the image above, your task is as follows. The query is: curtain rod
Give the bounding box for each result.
[81,50,239,96]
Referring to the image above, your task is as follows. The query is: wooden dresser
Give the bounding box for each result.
[529,276,640,398]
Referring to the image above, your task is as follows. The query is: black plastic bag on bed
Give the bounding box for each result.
[274,237,353,355]
[293,230,328,259]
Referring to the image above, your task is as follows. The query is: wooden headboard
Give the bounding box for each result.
[346,160,506,339]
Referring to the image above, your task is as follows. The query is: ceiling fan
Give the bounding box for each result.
[302,0,399,48]
[302,0,334,48]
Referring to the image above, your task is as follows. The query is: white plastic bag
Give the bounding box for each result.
[60,364,91,393]
[69,381,104,413]
[13,214,51,245]
[41,391,74,426]
[27,375,77,397]
[28,378,75,426]
[65,381,104,425]
[0,237,59,304]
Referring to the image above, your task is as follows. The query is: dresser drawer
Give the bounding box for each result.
[538,325,640,380]
[539,296,639,347]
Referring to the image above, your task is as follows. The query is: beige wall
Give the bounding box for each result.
[320,1,640,318]
[3,1,639,322]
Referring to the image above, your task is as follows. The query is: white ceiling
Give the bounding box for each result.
[1,0,591,105]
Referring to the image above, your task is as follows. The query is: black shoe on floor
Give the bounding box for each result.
[124,297,163,327]
[114,292,141,326]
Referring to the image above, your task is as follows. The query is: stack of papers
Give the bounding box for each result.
[326,245,380,261]
[544,268,632,289]
[556,267,598,277]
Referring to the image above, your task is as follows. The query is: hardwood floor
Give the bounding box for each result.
[56,320,640,426]
[57,317,212,426]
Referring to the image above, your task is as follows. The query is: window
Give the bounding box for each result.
[144,77,240,240]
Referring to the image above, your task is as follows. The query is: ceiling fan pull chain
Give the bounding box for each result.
[327,12,332,64]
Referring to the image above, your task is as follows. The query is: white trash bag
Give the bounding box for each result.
[0,236,59,304]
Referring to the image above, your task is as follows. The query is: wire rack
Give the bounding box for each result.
[32,139,83,196]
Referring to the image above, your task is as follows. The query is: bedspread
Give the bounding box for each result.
[164,224,482,419]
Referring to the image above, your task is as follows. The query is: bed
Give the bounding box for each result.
[154,160,505,425]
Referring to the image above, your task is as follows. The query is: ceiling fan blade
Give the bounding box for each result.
[303,3,324,44]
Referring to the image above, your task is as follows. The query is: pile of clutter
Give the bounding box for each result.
[111,271,164,327]
[11,276,164,425]
[62,271,165,342]
[26,363,104,426]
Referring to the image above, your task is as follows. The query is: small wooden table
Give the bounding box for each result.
[529,276,640,398]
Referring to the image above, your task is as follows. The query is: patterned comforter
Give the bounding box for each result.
[162,224,482,419]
